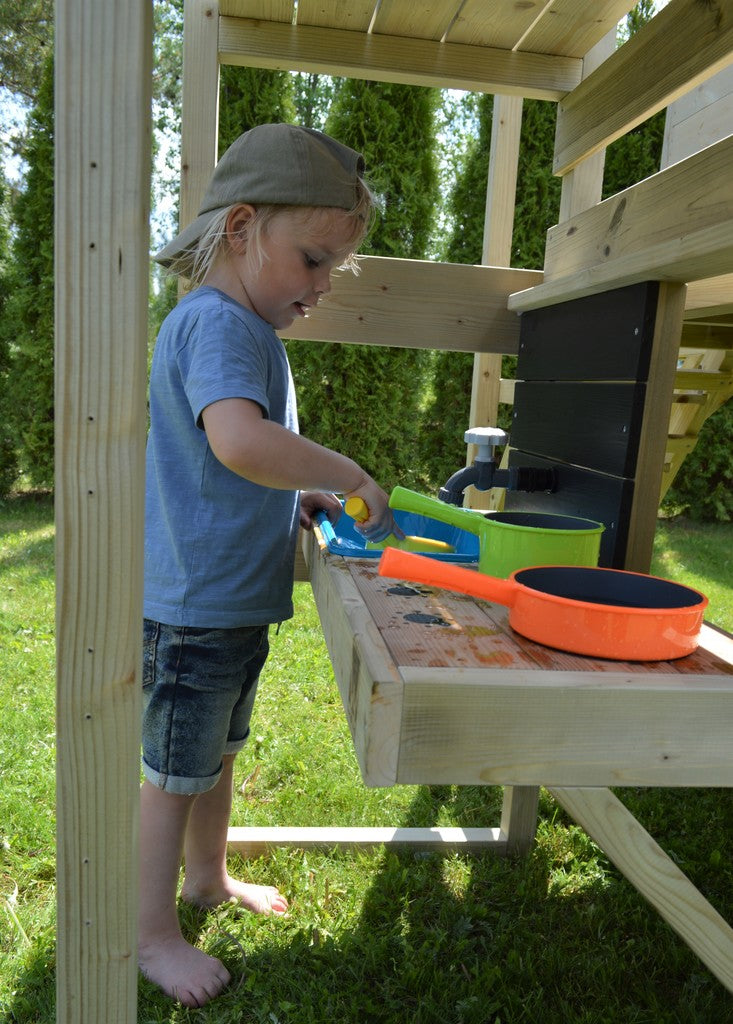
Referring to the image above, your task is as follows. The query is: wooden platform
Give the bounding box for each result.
[304,531,733,790]
[278,526,733,993]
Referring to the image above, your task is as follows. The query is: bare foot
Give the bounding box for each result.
[182,875,289,916]
[138,932,231,1007]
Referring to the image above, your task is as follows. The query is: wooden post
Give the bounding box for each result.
[464,93,523,511]
[55,1,152,1021]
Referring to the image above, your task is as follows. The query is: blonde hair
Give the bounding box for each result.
[166,176,376,288]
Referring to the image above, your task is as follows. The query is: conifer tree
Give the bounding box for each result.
[218,65,295,152]
[3,52,55,488]
[286,80,440,493]
[0,163,19,496]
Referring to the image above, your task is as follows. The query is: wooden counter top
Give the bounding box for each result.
[305,531,733,790]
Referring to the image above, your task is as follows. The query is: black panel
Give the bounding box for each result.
[503,451,634,569]
[511,381,647,477]
[517,281,659,382]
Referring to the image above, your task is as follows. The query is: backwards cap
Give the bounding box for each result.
[155,123,366,269]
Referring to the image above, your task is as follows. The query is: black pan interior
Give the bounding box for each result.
[514,565,704,610]
[485,511,601,531]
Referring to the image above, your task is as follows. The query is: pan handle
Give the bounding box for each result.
[378,547,519,608]
[388,486,484,536]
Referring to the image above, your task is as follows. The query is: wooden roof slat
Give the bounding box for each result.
[370,0,460,42]
[445,0,551,50]
[517,0,635,58]
[219,0,295,20]
[295,0,377,32]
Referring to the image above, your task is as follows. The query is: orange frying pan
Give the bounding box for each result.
[378,548,708,661]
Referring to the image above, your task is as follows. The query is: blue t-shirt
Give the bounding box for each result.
[144,286,300,627]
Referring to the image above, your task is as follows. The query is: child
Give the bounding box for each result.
[140,122,401,1008]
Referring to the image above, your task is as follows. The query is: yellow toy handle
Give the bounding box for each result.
[344,495,455,554]
[344,496,369,523]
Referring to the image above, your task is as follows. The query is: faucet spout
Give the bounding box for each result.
[438,462,494,505]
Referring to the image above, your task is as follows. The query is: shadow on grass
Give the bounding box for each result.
[5,786,733,1024]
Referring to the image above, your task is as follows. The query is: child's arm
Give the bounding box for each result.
[201,397,396,540]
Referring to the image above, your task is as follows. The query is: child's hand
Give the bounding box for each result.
[300,491,342,531]
[344,482,404,543]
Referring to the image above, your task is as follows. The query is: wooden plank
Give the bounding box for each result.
[516,282,659,382]
[180,0,220,234]
[226,825,505,857]
[218,16,583,100]
[685,273,733,321]
[219,0,294,18]
[395,666,733,788]
[548,787,733,993]
[624,283,687,572]
[446,0,633,56]
[518,0,634,59]
[280,256,541,354]
[553,0,733,175]
[509,135,733,312]
[661,62,733,168]
[445,0,548,49]
[511,381,647,478]
[55,1,151,1021]
[296,0,374,31]
[371,0,457,41]
[303,533,404,786]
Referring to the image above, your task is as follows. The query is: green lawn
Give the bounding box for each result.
[1,493,732,1023]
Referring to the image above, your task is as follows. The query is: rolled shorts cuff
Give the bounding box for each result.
[142,758,223,796]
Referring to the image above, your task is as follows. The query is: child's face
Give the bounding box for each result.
[228,207,359,330]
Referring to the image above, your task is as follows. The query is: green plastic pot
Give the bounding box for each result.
[389,487,604,578]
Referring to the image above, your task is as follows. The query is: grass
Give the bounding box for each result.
[1,492,732,1023]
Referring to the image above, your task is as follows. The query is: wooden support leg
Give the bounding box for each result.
[499,785,540,856]
[548,787,733,994]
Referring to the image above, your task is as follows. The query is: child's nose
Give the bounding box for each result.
[315,268,332,295]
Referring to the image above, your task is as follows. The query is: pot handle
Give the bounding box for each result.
[378,548,518,608]
[388,486,484,536]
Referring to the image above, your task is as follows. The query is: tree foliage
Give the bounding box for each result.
[0,0,53,105]
[1,52,55,490]
[0,164,19,494]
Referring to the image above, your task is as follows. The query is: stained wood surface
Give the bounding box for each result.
[332,559,733,788]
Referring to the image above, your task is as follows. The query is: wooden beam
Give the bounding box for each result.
[218,16,582,100]
[548,787,733,993]
[226,826,506,857]
[180,0,220,230]
[553,0,733,175]
[283,256,539,354]
[685,272,733,321]
[395,662,733,789]
[465,93,523,508]
[55,1,151,1021]
[509,135,733,312]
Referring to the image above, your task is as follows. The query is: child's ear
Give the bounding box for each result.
[226,204,256,254]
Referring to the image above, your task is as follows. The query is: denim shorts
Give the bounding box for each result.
[142,618,269,795]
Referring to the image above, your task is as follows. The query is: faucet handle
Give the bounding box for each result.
[464,427,508,462]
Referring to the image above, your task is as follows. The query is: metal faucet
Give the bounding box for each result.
[438,427,557,506]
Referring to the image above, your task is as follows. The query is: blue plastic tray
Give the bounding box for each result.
[314,507,479,562]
